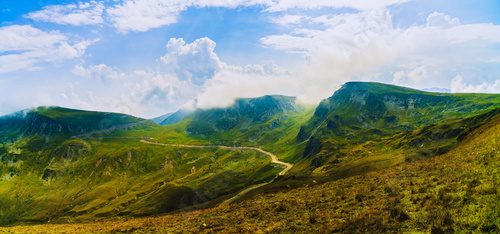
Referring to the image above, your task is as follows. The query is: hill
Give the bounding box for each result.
[0,107,144,140]
[0,82,498,229]
[3,108,498,233]
[155,95,314,162]
[295,82,500,175]
[0,105,285,225]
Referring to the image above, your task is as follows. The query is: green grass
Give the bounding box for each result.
[2,114,498,233]
[0,135,280,225]
[0,82,499,228]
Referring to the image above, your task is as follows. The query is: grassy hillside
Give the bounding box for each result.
[150,95,315,162]
[3,109,498,233]
[295,82,500,176]
[0,105,289,225]
[151,109,192,125]
[0,107,145,140]
[0,82,498,229]
[0,136,280,225]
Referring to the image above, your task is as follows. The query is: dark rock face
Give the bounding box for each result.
[303,137,322,158]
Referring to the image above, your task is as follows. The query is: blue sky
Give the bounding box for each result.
[0,0,499,117]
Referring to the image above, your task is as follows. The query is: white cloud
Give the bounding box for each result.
[263,0,409,12]
[192,69,297,109]
[107,0,186,33]
[450,75,500,93]
[161,37,223,85]
[5,5,500,117]
[426,11,460,28]
[0,25,93,74]
[22,0,409,33]
[25,1,104,26]
[272,15,311,26]
[73,64,125,82]
[105,0,408,33]
[57,36,292,116]
[259,10,500,98]
[59,68,198,118]
[392,66,427,86]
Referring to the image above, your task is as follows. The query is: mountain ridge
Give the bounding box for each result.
[0,82,498,229]
[0,106,144,140]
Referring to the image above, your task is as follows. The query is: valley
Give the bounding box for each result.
[0,82,498,233]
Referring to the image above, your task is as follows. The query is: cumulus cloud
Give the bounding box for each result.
[161,38,223,85]
[25,1,104,26]
[58,36,292,116]
[0,25,93,74]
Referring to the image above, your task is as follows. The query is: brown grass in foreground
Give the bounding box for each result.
[1,117,499,233]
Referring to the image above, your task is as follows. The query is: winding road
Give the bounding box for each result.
[139,140,293,205]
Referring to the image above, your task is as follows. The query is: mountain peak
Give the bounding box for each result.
[234,95,298,115]
[186,94,300,136]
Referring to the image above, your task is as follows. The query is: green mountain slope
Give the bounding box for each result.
[0,107,144,140]
[159,109,192,125]
[151,109,192,125]
[0,82,498,228]
[186,95,300,136]
[299,82,498,142]
[169,95,314,161]
[295,82,500,176]
[5,113,498,233]
[0,104,288,225]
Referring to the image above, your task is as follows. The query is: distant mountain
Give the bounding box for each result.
[0,106,144,140]
[151,112,173,124]
[422,87,451,93]
[158,109,192,125]
[186,95,300,137]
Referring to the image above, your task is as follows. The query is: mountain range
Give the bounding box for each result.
[0,82,498,233]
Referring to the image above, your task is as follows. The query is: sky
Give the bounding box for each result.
[0,0,499,118]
